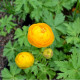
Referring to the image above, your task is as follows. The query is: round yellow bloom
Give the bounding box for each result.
[28,23,55,48]
[15,52,34,69]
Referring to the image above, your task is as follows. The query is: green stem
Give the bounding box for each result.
[73,0,79,20]
[40,47,46,53]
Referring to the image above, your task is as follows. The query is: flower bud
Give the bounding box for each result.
[43,48,53,59]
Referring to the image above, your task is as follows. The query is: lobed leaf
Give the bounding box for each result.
[14,26,30,47]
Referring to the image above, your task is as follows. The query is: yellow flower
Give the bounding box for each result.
[15,52,34,69]
[28,23,55,48]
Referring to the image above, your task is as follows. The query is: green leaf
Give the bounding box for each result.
[55,48,80,79]
[43,11,54,27]
[37,64,55,80]
[24,67,31,74]
[64,18,80,44]
[1,65,22,80]
[44,0,58,7]
[14,0,29,20]
[24,67,36,80]
[54,49,67,61]
[55,24,67,34]
[53,29,61,42]
[54,13,65,26]
[31,65,38,75]
[37,72,47,80]
[0,30,7,36]
[3,41,18,61]
[15,75,26,80]
[14,0,76,21]
[62,0,77,10]
[14,26,31,47]
[32,49,39,55]
[49,49,67,70]
[1,68,12,78]
[24,62,55,80]
[30,8,42,22]
[10,64,21,75]
[29,0,42,9]
[0,15,17,36]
